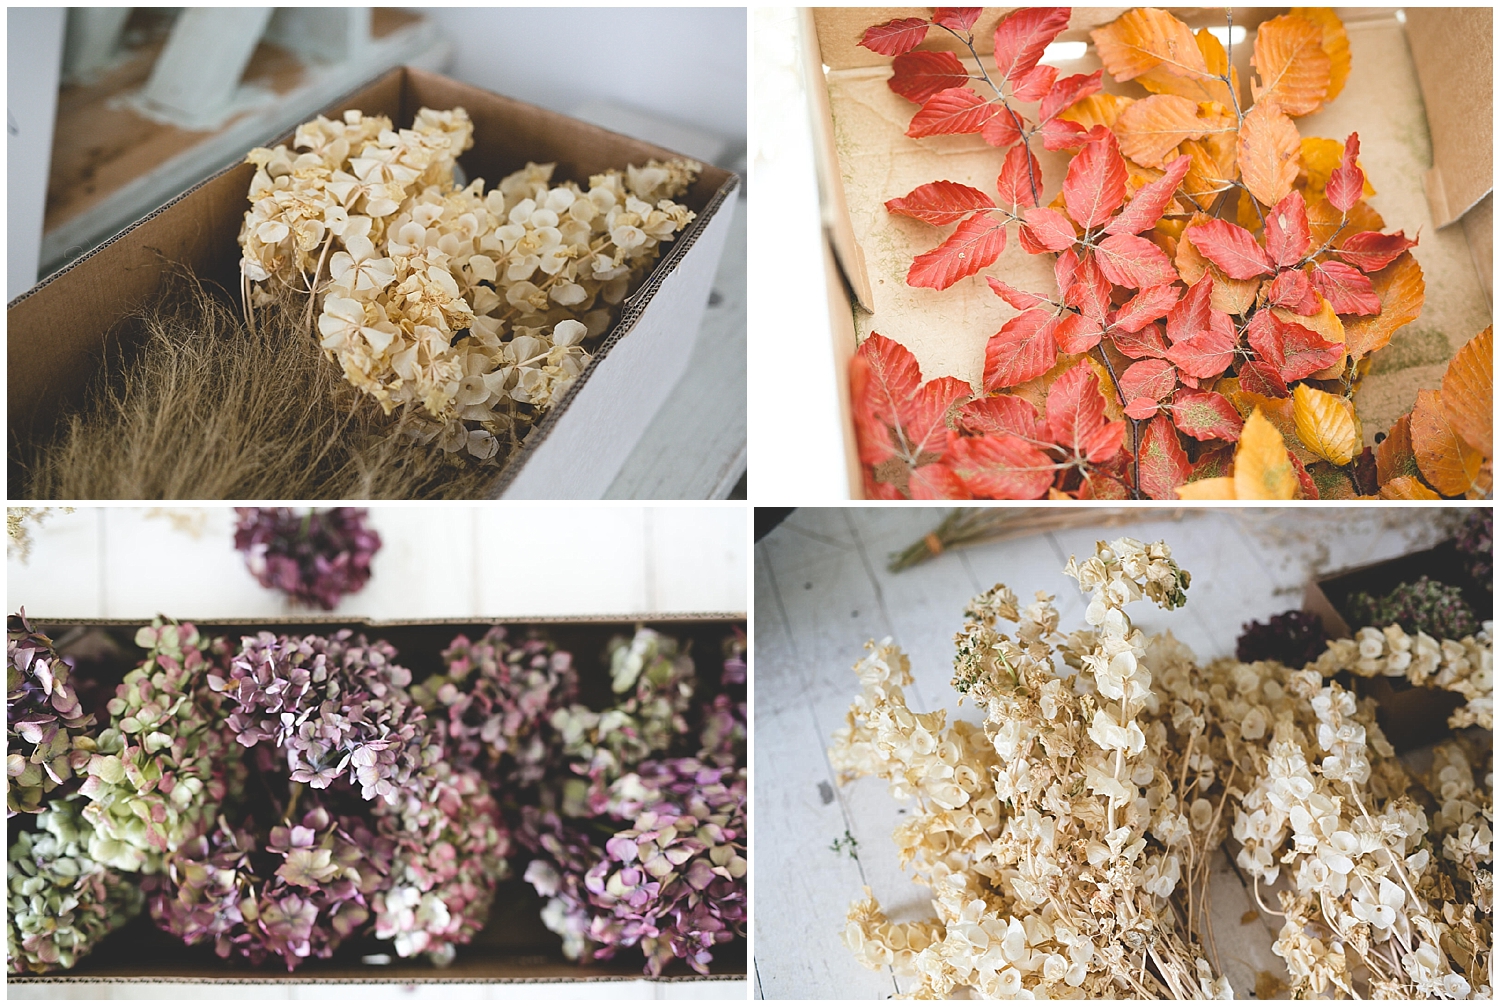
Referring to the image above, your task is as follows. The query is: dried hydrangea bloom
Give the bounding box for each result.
[7,798,143,974]
[233,507,381,610]
[1347,577,1480,642]
[1317,623,1493,730]
[372,760,511,965]
[210,631,433,804]
[720,627,747,686]
[412,626,577,786]
[7,610,95,816]
[149,800,392,970]
[77,619,241,873]
[237,106,699,461]
[1236,609,1329,667]
[1455,511,1492,588]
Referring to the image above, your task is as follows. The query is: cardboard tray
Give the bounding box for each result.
[8,66,741,500]
[10,612,747,984]
[805,7,1492,498]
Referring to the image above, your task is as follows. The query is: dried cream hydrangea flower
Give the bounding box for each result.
[238,108,699,460]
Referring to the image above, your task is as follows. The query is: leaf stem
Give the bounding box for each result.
[933,22,1041,205]
[1091,346,1142,499]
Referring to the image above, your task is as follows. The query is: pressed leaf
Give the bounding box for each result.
[1113,284,1179,333]
[947,433,1057,499]
[1094,233,1176,289]
[908,213,1007,289]
[1106,155,1191,236]
[1121,358,1178,406]
[852,334,916,464]
[1237,102,1302,207]
[1309,260,1380,315]
[987,276,1049,311]
[1251,13,1333,116]
[1440,326,1492,458]
[1137,413,1192,500]
[1019,206,1078,253]
[1264,191,1311,267]
[1379,475,1441,500]
[898,376,974,458]
[1113,321,1171,359]
[1306,191,1382,248]
[888,50,972,104]
[1063,133,1128,229]
[1191,443,1236,480]
[1113,94,1212,169]
[992,7,1072,83]
[1292,384,1360,465]
[959,394,1041,441]
[1091,8,1209,83]
[1410,388,1483,496]
[1234,409,1298,499]
[1291,8,1351,102]
[1342,252,1424,360]
[886,180,995,225]
[984,310,1061,391]
[1374,413,1420,485]
[1185,218,1273,279]
[1083,421,1127,463]
[1040,70,1106,124]
[996,143,1043,210]
[908,87,998,138]
[1176,476,1237,499]
[1324,132,1364,213]
[1266,268,1319,313]
[1040,117,1094,152]
[909,462,971,499]
[1246,310,1343,382]
[1046,363,1110,452]
[1238,360,1289,398]
[1335,230,1418,273]
[859,18,932,57]
[932,7,982,32]
[1171,390,1244,442]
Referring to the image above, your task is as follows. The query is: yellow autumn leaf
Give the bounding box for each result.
[1343,253,1425,361]
[1440,326,1492,458]
[1060,93,1135,131]
[1176,476,1236,499]
[1292,384,1361,465]
[1290,8,1351,103]
[1378,476,1441,500]
[1251,13,1334,116]
[1234,409,1298,499]
[1092,8,1211,82]
[1238,101,1301,206]
[1299,137,1376,201]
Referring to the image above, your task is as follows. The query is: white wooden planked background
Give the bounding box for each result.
[753,505,1473,1000]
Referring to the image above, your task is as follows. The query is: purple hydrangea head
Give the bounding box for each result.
[234,508,381,610]
[8,610,95,816]
[720,627,746,686]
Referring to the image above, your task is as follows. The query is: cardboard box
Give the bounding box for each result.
[9,613,747,986]
[8,66,741,499]
[803,7,1492,498]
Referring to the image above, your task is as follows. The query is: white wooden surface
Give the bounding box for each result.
[753,505,1469,1000]
[7,505,747,621]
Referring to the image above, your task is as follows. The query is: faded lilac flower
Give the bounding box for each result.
[8,610,95,816]
[234,508,381,610]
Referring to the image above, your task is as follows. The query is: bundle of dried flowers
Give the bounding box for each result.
[233,507,381,610]
[7,612,95,816]
[1346,577,1480,643]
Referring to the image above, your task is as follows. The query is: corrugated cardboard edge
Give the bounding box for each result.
[1405,8,1493,229]
[29,612,746,628]
[10,975,745,985]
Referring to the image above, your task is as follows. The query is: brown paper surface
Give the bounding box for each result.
[1405,7,1493,228]
[816,7,1490,465]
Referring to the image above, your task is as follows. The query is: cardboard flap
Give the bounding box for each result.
[1404,8,1493,227]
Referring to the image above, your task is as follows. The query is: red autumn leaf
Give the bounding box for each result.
[1246,311,1344,382]
[908,213,1007,289]
[863,470,905,499]
[981,110,1024,148]
[887,180,996,225]
[1238,360,1290,398]
[1046,362,1111,452]
[1125,397,1160,420]
[987,276,1050,311]
[1112,321,1170,359]
[1266,268,1320,313]
[1165,321,1235,379]
[1113,284,1179,333]
[1137,414,1192,500]
[959,394,1041,441]
[1082,420,1127,463]
[1185,218,1274,279]
[1079,471,1133,498]
[1170,390,1244,442]
[1065,256,1112,322]
[1335,230,1419,272]
[1264,190,1312,268]
[859,17,932,57]
[1040,117,1091,151]
[899,375,974,458]
[1166,275,1212,345]
[1062,133,1128,229]
[1120,358,1177,405]
[1012,63,1059,102]
[852,335,974,472]
[933,7,982,31]
[1288,450,1318,500]
[1054,247,1080,292]
[1309,260,1381,315]
[1104,154,1191,236]
[947,433,1057,499]
[996,143,1042,210]
[1190,444,1236,481]
[984,310,1061,390]
[1325,132,1364,213]
[1055,311,1106,354]
[907,87,997,137]
[1019,206,1077,253]
[1094,234,1176,289]
[888,50,972,104]
[992,6,1072,83]
[1039,70,1104,123]
[909,463,972,499]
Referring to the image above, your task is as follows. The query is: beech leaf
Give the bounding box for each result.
[1065,256,1112,322]
[1374,414,1420,486]
[1236,102,1302,207]
[1105,154,1191,236]
[1113,94,1212,169]
[933,7,982,32]
[1112,284,1179,333]
[1120,358,1177,406]
[984,310,1061,391]
[908,213,1007,289]
[1439,326,1492,458]
[1135,27,1239,107]
[1054,312,1105,355]
[1175,476,1236,499]
[1379,475,1441,500]
[887,181,996,225]
[987,277,1049,311]
[1046,362,1111,453]
[1324,132,1364,213]
[851,334,972,469]
[1171,390,1243,442]
[981,110,1023,148]
[1410,388,1483,496]
[1251,13,1333,116]
[907,87,997,138]
[1334,230,1418,273]
[959,394,1041,441]
[1039,70,1104,123]
[947,434,1057,499]
[1062,133,1128,229]
[1137,413,1192,500]
[1094,234,1176,289]
[1266,268,1319,313]
[1264,191,1311,268]
[909,463,972,499]
[1238,360,1290,398]
[1091,8,1209,83]
[1165,320,1234,379]
[1233,409,1298,499]
[859,17,932,57]
[1292,384,1360,465]
[1112,322,1170,359]
[1012,64,1060,103]
[1342,252,1423,360]
[1309,260,1380,315]
[888,50,972,104]
[1184,218,1273,279]
[992,7,1072,84]
[1246,311,1343,382]
[996,143,1043,210]
[1165,274,1211,344]
[1019,206,1077,253]
[1292,8,1351,102]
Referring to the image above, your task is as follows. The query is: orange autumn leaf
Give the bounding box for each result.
[1176,476,1236,499]
[1092,8,1210,83]
[1238,102,1301,206]
[1061,93,1135,131]
[1180,138,1238,208]
[1410,388,1483,496]
[1378,475,1441,500]
[1251,13,1334,116]
[1375,413,1420,485]
[1292,384,1360,465]
[1291,8,1352,103]
[1136,27,1240,108]
[1342,253,1425,361]
[1439,326,1492,458]
[1234,409,1299,499]
[1114,94,1216,169]
[1305,193,1384,248]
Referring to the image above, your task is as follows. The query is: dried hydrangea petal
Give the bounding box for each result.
[234,508,381,611]
[7,610,96,816]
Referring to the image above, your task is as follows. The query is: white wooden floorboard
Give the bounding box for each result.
[752,507,1469,999]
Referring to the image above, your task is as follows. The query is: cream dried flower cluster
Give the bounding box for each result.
[238,107,698,459]
[1314,625,1493,730]
[831,538,1234,999]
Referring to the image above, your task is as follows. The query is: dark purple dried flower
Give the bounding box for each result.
[1235,609,1329,668]
[1455,510,1492,588]
[8,610,95,816]
[720,627,746,686]
[234,508,381,610]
